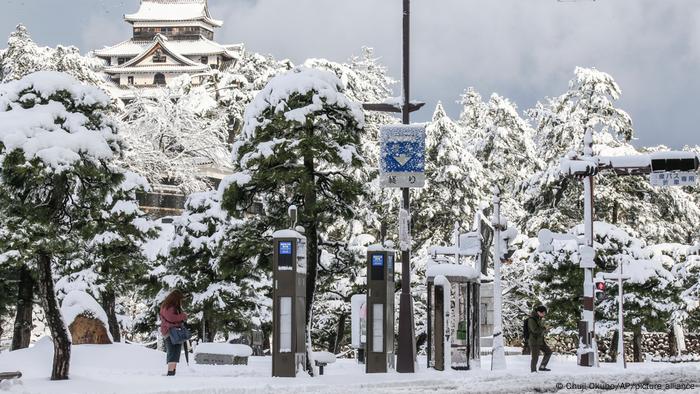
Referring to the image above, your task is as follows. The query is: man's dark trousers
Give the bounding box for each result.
[530,342,552,372]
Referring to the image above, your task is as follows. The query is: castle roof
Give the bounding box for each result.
[125,0,223,27]
[95,37,243,60]
[102,35,211,75]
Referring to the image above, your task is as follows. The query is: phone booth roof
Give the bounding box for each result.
[272,229,305,240]
[426,258,480,284]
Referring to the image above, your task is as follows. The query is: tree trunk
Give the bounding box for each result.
[416,332,427,354]
[101,289,120,342]
[610,330,619,362]
[38,252,71,380]
[11,265,34,350]
[668,327,677,357]
[612,200,619,224]
[303,135,319,375]
[205,310,216,342]
[632,326,643,362]
[331,313,347,353]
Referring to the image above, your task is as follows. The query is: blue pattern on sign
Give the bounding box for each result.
[383,141,425,173]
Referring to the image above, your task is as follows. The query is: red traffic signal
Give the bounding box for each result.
[594,280,606,302]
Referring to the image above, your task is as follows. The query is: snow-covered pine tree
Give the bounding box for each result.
[520,68,700,242]
[531,222,688,360]
[413,102,488,249]
[302,49,402,350]
[0,71,122,380]
[56,172,158,342]
[0,205,36,350]
[474,94,541,197]
[457,87,488,139]
[0,25,104,85]
[162,190,265,341]
[222,67,366,367]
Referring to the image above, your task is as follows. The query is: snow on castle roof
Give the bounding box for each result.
[95,37,242,60]
[125,0,223,27]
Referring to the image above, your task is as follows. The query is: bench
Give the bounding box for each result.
[0,372,22,382]
[312,351,336,375]
[194,343,253,365]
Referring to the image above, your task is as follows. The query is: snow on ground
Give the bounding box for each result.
[1,340,699,393]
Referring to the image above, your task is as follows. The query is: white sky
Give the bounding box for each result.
[2,0,700,148]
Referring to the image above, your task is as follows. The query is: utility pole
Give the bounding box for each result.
[491,187,506,370]
[396,0,417,373]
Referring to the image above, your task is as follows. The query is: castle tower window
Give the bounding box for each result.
[200,56,208,64]
[118,57,128,65]
[128,76,134,85]
[154,73,166,85]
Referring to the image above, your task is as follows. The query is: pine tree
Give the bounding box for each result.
[0,25,104,85]
[413,102,488,248]
[162,190,266,341]
[520,68,700,242]
[55,172,158,342]
[222,67,367,369]
[0,71,122,379]
[457,87,488,137]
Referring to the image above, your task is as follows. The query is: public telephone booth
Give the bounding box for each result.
[365,243,396,373]
[272,228,307,377]
[426,227,483,371]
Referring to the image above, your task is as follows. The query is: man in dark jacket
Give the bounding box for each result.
[528,305,552,372]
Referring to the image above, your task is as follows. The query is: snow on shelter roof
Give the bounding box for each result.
[426,261,480,282]
[272,229,305,239]
[125,0,223,27]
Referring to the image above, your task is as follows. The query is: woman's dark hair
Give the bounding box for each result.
[536,305,547,313]
[161,289,184,310]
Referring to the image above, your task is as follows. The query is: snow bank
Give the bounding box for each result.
[0,337,163,380]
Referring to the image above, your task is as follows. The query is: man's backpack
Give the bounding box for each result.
[523,317,530,342]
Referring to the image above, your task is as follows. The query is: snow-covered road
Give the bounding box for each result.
[1,341,698,393]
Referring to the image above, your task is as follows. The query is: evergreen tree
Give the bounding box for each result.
[520,68,700,242]
[162,190,266,341]
[457,87,488,138]
[0,25,104,85]
[413,102,487,248]
[222,67,366,370]
[475,94,541,195]
[0,71,122,379]
[55,172,158,342]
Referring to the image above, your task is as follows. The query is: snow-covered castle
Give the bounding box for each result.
[95,0,242,89]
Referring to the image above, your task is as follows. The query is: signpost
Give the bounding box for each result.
[380,125,426,188]
[601,268,630,369]
[361,0,424,373]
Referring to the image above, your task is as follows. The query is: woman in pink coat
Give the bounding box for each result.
[160,289,187,376]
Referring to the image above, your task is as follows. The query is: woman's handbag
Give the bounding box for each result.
[169,324,192,345]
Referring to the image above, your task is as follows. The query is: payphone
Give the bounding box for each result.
[365,243,396,373]
[272,227,307,377]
